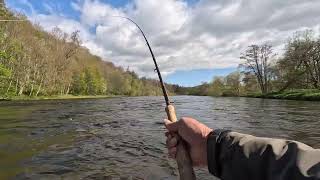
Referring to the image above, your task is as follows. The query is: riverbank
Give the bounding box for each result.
[249,89,320,101]
[0,95,116,101]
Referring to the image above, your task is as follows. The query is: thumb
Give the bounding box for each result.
[164,119,179,132]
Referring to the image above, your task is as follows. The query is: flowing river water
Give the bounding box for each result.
[0,96,319,180]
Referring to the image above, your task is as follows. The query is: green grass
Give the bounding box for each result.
[250,89,320,101]
[0,95,116,101]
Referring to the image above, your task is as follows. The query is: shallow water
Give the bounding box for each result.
[0,96,319,180]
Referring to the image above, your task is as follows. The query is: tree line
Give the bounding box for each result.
[178,30,320,97]
[0,5,171,98]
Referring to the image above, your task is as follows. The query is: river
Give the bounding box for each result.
[0,96,319,180]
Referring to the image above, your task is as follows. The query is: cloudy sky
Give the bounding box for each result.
[6,0,320,86]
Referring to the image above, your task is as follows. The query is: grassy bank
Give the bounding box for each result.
[0,95,117,101]
[249,89,320,101]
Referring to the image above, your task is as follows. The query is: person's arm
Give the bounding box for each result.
[207,129,320,180]
[164,117,320,180]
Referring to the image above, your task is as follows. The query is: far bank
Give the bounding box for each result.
[0,95,119,101]
[246,89,320,101]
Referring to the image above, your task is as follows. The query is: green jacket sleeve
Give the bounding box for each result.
[207,130,320,180]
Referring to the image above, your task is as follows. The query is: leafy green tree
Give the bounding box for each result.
[70,73,86,95]
[208,77,225,96]
[82,68,107,95]
[94,70,107,94]
[0,63,11,95]
[278,30,320,91]
[224,72,241,96]
[242,72,259,95]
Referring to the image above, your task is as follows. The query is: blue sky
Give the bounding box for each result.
[5,0,320,86]
[164,68,236,87]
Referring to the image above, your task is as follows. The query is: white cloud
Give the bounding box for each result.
[30,14,93,42]
[19,0,320,78]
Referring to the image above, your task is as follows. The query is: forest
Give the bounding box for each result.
[0,4,177,100]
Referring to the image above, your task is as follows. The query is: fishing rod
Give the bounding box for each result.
[114,16,196,180]
[113,16,170,105]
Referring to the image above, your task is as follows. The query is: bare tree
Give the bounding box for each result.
[240,44,275,94]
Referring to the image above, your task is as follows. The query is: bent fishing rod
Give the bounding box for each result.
[114,16,196,180]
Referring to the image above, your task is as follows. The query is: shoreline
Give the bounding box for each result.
[0,95,120,101]
[245,90,320,101]
[2,91,320,102]
[183,90,320,101]
[247,96,320,101]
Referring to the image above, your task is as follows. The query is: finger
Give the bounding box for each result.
[166,134,173,144]
[165,132,176,138]
[164,119,179,132]
[166,135,178,148]
[168,153,176,159]
[168,147,177,158]
[165,132,170,137]
[172,133,180,140]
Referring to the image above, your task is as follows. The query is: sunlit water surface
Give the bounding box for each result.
[0,96,319,180]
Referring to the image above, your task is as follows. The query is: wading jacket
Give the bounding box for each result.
[207,130,320,180]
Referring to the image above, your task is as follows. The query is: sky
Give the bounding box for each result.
[5,0,320,86]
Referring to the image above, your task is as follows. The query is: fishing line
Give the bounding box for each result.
[109,16,171,105]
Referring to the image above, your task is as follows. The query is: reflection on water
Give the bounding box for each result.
[0,96,319,180]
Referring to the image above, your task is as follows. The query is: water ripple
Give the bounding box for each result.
[0,96,319,180]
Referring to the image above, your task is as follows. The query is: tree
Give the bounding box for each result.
[277,30,320,91]
[242,72,259,94]
[208,77,225,96]
[240,44,275,94]
[224,72,241,96]
[0,27,23,96]
[70,72,86,95]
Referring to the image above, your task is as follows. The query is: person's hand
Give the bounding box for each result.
[164,117,213,167]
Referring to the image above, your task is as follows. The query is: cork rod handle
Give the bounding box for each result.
[165,105,196,180]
